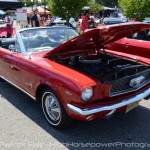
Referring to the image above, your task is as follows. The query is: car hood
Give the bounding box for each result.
[44,22,150,57]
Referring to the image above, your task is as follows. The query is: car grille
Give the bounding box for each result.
[110,68,150,96]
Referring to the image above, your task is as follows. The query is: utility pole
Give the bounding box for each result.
[44,0,46,19]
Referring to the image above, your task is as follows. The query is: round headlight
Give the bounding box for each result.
[81,87,93,101]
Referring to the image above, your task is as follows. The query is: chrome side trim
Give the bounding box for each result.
[0,76,36,100]
[67,87,150,116]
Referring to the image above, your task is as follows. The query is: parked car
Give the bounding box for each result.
[94,17,100,25]
[0,18,4,24]
[51,17,67,26]
[0,10,6,16]
[106,27,150,55]
[143,18,150,23]
[0,27,16,38]
[103,17,126,25]
[1,23,150,129]
[0,27,16,50]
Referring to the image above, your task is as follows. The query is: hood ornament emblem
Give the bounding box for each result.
[129,76,145,87]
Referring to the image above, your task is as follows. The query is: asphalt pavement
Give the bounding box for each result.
[1,79,150,150]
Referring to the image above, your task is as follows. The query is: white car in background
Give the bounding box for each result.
[0,19,4,24]
[52,17,67,26]
[103,17,126,25]
[143,18,150,23]
[94,18,101,25]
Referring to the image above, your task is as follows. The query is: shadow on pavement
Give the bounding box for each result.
[0,80,150,150]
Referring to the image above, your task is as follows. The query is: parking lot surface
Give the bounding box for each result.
[1,79,150,150]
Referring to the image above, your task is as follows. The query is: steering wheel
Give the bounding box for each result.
[41,43,53,47]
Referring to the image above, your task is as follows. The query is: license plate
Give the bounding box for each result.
[126,101,139,113]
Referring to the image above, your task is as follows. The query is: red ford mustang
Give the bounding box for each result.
[0,27,16,38]
[106,28,150,59]
[1,23,150,129]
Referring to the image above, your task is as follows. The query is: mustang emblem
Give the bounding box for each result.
[129,76,145,87]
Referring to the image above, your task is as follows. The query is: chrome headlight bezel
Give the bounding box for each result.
[81,87,93,101]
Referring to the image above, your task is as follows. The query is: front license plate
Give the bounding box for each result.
[126,101,139,113]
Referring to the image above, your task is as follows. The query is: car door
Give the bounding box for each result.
[0,38,24,87]
[0,39,36,95]
[0,48,22,84]
[0,48,14,81]
[17,57,41,97]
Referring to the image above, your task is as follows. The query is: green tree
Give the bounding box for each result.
[119,0,150,21]
[96,0,119,7]
[88,1,103,14]
[22,0,31,7]
[48,0,89,24]
[22,0,43,7]
[40,0,49,6]
[23,0,51,9]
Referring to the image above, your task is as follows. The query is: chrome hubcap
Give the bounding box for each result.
[45,95,61,121]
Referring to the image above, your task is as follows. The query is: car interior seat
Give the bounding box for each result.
[24,39,42,50]
[136,31,148,40]
[7,32,12,38]
[132,33,138,39]
[0,38,15,49]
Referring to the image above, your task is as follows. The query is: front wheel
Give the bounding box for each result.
[41,88,73,129]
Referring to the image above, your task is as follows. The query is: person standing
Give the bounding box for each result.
[31,8,40,27]
[80,10,89,32]
[69,17,76,30]
[88,16,97,29]
[98,17,104,27]
[4,13,10,23]
[27,14,31,26]
[40,15,45,27]
[45,14,51,26]
[4,13,13,27]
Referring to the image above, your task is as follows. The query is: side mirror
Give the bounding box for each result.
[8,44,16,51]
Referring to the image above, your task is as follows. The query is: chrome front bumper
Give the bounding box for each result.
[67,88,150,116]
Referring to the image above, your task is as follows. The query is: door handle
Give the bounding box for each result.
[10,65,19,71]
[10,65,14,69]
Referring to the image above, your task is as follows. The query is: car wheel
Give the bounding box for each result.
[41,88,73,129]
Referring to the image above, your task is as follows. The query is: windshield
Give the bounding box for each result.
[20,28,78,53]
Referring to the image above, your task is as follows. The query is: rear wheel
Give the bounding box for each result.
[41,88,73,129]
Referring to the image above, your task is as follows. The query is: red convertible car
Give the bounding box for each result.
[0,27,16,38]
[106,28,150,58]
[1,23,150,129]
[0,27,16,49]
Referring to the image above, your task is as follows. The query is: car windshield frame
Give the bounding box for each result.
[20,27,78,54]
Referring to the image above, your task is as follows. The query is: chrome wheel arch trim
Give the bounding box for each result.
[0,76,36,100]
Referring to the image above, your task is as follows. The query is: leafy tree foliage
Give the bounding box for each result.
[22,0,39,7]
[119,0,150,21]
[40,0,49,6]
[96,0,119,7]
[88,1,103,14]
[48,0,88,23]
[22,0,48,7]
